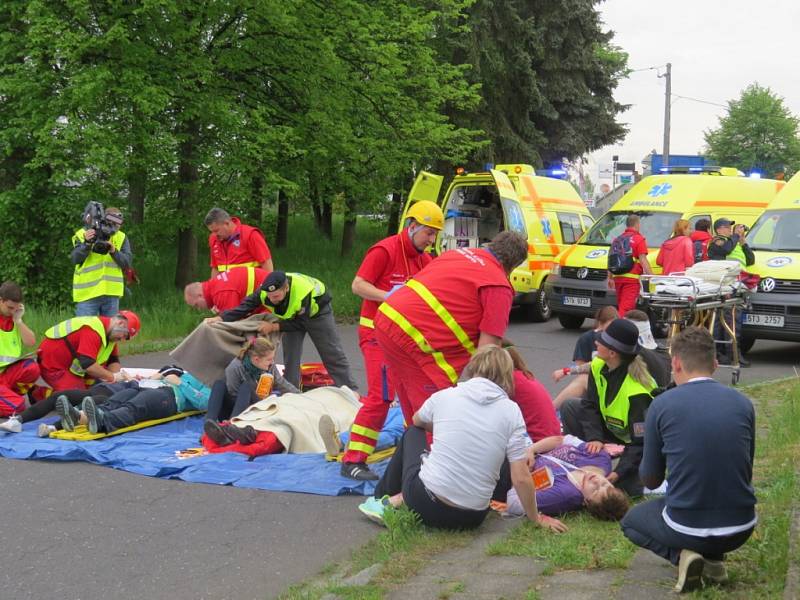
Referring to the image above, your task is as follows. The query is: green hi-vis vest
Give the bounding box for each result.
[0,325,22,368]
[45,317,116,376]
[259,273,326,320]
[72,229,127,302]
[590,357,655,443]
[727,242,747,266]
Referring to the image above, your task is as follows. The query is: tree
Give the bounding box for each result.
[705,83,800,177]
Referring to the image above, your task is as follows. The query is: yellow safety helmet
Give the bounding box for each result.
[406,200,444,230]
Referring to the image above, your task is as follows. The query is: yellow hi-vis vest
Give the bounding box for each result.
[45,317,116,376]
[727,242,747,266]
[0,325,22,369]
[259,273,325,320]
[72,229,127,302]
[590,357,655,443]
[218,260,259,272]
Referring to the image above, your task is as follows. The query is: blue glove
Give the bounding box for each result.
[385,283,404,299]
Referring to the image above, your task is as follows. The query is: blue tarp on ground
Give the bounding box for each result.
[0,407,404,496]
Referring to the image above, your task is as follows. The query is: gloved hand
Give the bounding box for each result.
[385,284,404,299]
[12,303,24,324]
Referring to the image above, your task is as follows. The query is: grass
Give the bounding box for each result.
[23,214,387,354]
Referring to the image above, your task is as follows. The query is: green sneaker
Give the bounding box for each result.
[358,495,391,525]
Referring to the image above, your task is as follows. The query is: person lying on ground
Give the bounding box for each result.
[56,366,209,434]
[621,327,756,593]
[358,345,567,533]
[504,345,560,441]
[560,319,657,497]
[205,336,298,425]
[504,434,630,520]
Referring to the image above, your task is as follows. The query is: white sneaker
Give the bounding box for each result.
[0,415,22,433]
[37,423,57,438]
[674,549,704,593]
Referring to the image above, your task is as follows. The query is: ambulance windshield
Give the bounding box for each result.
[582,211,681,247]
[748,210,800,251]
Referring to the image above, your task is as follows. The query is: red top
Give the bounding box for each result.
[375,247,513,377]
[512,371,561,442]
[0,315,14,332]
[613,227,649,277]
[657,236,694,275]
[202,267,270,312]
[690,230,712,261]
[208,217,271,269]
[357,230,433,325]
[38,316,118,369]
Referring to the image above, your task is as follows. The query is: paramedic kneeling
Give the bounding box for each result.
[37,311,140,393]
[621,327,756,593]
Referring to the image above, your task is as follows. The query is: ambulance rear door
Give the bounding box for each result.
[398,171,444,234]
[490,169,528,239]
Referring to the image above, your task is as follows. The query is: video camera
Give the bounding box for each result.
[82,201,123,255]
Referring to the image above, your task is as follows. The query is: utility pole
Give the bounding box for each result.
[659,63,672,168]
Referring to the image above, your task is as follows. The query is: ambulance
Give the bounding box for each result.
[544,168,784,329]
[740,172,800,352]
[400,164,594,321]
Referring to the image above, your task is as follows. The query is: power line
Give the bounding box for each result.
[671,93,727,108]
[629,64,667,73]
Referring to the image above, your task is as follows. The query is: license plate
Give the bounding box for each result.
[563,296,591,307]
[744,313,784,327]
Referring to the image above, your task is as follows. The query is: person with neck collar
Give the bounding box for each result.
[621,326,756,593]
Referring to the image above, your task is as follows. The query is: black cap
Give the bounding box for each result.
[263,271,287,293]
[597,319,641,356]
[713,218,734,230]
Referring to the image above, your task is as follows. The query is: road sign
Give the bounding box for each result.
[616,162,635,172]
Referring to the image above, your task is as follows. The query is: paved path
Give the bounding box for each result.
[1,314,797,600]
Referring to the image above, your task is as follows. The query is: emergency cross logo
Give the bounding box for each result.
[647,183,672,197]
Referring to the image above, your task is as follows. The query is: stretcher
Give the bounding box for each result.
[639,273,750,385]
[49,410,204,441]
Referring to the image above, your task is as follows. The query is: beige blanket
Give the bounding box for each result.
[230,386,361,454]
[169,316,277,385]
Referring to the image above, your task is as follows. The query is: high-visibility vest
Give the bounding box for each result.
[376,247,512,384]
[44,317,116,376]
[590,357,655,443]
[0,325,22,368]
[259,273,326,320]
[727,242,747,266]
[72,229,127,302]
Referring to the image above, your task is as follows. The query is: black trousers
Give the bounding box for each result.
[559,397,643,497]
[621,497,754,565]
[100,387,178,432]
[20,383,119,426]
[205,379,257,422]
[374,426,510,530]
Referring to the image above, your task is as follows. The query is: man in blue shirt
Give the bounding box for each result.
[620,327,756,593]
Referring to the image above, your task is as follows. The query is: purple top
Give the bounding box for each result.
[506,438,612,516]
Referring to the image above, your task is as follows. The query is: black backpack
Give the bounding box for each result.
[692,238,706,263]
[607,232,635,275]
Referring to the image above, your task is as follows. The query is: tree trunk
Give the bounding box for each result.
[322,196,333,240]
[341,195,357,256]
[127,161,146,225]
[174,122,199,289]
[310,176,322,231]
[386,191,402,235]
[247,175,264,224]
[276,188,289,248]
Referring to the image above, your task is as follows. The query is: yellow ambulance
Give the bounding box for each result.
[544,168,784,329]
[400,164,594,321]
[740,172,800,352]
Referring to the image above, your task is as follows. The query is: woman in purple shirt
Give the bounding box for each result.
[506,435,630,520]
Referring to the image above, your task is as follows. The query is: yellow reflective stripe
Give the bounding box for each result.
[245,267,256,295]
[378,303,458,384]
[359,316,374,329]
[73,275,125,290]
[351,424,380,440]
[218,261,259,272]
[406,279,476,356]
[615,272,640,280]
[347,441,377,454]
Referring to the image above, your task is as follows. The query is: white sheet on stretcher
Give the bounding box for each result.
[652,277,735,297]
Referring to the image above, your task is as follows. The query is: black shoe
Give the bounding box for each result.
[341,462,379,481]
[738,355,751,368]
[225,424,257,445]
[55,395,80,432]
[203,420,234,446]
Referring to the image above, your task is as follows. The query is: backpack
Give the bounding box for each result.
[692,238,706,263]
[607,232,635,275]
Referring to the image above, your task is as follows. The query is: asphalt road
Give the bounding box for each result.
[1,312,798,600]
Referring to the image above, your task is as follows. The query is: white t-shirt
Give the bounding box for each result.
[416,377,531,511]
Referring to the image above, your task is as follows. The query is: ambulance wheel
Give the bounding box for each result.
[739,336,755,355]
[557,313,585,329]
[523,288,552,322]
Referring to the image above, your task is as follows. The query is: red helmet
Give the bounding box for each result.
[118,310,141,338]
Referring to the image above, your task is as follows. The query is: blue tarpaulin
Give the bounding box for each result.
[0,407,405,496]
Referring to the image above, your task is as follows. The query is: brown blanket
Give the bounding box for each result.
[169,315,277,385]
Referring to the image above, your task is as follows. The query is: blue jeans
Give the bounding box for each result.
[75,296,120,317]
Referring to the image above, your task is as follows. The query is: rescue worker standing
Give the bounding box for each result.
[607,214,652,317]
[213,271,357,390]
[205,208,273,278]
[560,318,656,497]
[341,201,442,481]
[183,267,270,313]
[71,207,132,317]
[0,281,39,417]
[37,311,140,393]
[374,231,528,428]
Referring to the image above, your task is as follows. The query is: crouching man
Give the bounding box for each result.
[620,327,756,593]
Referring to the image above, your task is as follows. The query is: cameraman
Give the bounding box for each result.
[71,206,133,317]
